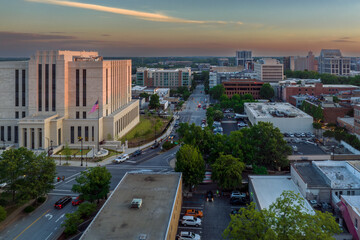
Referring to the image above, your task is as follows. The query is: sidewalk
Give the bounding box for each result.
[54,114,180,167]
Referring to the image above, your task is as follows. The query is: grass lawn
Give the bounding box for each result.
[120,116,170,146]
[56,149,91,155]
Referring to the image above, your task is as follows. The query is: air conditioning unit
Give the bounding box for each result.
[131,198,143,209]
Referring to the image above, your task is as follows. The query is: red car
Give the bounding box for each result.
[72,196,84,206]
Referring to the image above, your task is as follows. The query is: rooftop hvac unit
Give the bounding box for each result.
[131,198,142,208]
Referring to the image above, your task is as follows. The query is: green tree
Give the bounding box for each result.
[175,144,205,191]
[260,83,275,99]
[211,154,245,190]
[313,122,322,129]
[223,202,270,240]
[62,212,82,236]
[210,85,225,100]
[63,142,72,164]
[149,94,160,109]
[77,202,97,219]
[0,206,6,222]
[213,110,224,121]
[223,191,341,240]
[72,167,112,203]
[139,92,150,101]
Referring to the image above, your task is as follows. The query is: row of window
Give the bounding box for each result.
[15,111,26,119]
[76,111,87,119]
[38,64,56,111]
[0,126,18,143]
[70,126,94,143]
[115,106,138,136]
[76,69,87,107]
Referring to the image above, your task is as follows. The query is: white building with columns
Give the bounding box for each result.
[0,50,139,151]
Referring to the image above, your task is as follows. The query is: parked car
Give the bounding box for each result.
[206,191,214,202]
[185,209,203,218]
[113,154,129,163]
[202,105,206,110]
[132,149,142,157]
[231,191,246,199]
[230,197,247,206]
[54,196,72,209]
[230,209,240,215]
[177,231,201,240]
[151,142,160,149]
[198,104,201,108]
[72,196,84,206]
[201,119,206,124]
[181,216,201,227]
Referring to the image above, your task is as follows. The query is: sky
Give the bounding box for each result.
[0,0,360,57]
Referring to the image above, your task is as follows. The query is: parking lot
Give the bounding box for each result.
[177,193,239,240]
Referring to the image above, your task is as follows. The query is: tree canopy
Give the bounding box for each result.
[223,191,341,240]
[209,85,225,100]
[72,166,112,203]
[149,94,160,109]
[260,83,274,99]
[175,144,205,190]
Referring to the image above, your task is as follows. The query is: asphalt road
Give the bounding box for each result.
[0,146,179,240]
[179,85,207,126]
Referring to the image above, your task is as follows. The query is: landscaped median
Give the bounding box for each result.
[120,115,172,148]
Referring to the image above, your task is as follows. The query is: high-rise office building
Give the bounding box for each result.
[235,50,253,68]
[0,50,139,150]
[318,49,350,76]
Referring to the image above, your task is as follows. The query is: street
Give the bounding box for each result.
[0,85,207,240]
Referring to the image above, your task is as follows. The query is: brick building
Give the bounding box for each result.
[282,82,359,102]
[222,79,264,99]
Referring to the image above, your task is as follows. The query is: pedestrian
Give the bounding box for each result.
[62,175,65,181]
[57,176,60,182]
[216,189,219,197]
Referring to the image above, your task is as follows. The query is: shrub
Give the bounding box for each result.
[24,206,35,213]
[37,196,46,203]
[62,212,82,236]
[162,141,176,150]
[0,206,6,222]
[78,202,97,218]
[0,199,8,207]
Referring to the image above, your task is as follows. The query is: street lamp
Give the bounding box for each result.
[332,145,335,160]
[59,152,62,166]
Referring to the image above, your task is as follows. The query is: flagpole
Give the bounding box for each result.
[97,97,100,153]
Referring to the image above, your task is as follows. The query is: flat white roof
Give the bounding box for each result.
[338,117,354,126]
[245,102,312,119]
[250,175,315,214]
[132,86,147,91]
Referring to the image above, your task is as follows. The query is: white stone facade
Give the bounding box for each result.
[0,50,139,150]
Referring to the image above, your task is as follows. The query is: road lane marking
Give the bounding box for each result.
[55,214,65,223]
[53,189,71,192]
[178,226,202,230]
[13,209,50,240]
[65,178,76,184]
[44,232,53,240]
[45,213,53,220]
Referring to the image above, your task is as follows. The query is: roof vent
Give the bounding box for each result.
[139,234,147,240]
[131,198,142,208]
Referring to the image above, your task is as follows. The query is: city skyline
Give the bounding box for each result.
[1,0,360,57]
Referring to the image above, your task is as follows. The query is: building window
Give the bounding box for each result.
[85,126,89,141]
[24,128,27,147]
[83,69,86,106]
[106,69,108,104]
[78,126,81,140]
[76,69,80,106]
[347,191,350,195]
[7,126,11,141]
[15,112,19,119]
[352,191,355,195]
[22,69,26,107]
[15,70,19,106]
[39,129,42,148]
[92,126,94,141]
[22,112,25,118]
[83,111,86,119]
[1,126,4,141]
[14,126,18,144]
[76,111,80,119]
[70,126,74,144]
[45,64,49,111]
[38,64,42,111]
[31,128,35,149]
[52,64,56,111]
[356,218,358,229]
[58,128,61,145]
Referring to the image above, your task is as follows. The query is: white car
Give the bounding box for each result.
[113,154,129,163]
[177,231,201,240]
[231,191,246,199]
[181,216,201,227]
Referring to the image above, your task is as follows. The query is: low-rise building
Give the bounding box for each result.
[254,59,284,82]
[81,172,182,240]
[222,79,264,99]
[244,102,313,133]
[338,105,360,136]
[340,195,360,240]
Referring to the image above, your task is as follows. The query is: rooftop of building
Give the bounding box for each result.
[249,175,315,214]
[341,195,360,216]
[244,102,312,119]
[132,86,147,91]
[291,162,330,188]
[320,49,342,58]
[313,161,360,189]
[255,58,281,65]
[338,117,354,126]
[81,172,182,240]
[137,67,190,72]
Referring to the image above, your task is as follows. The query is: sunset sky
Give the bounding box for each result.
[1,0,360,57]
